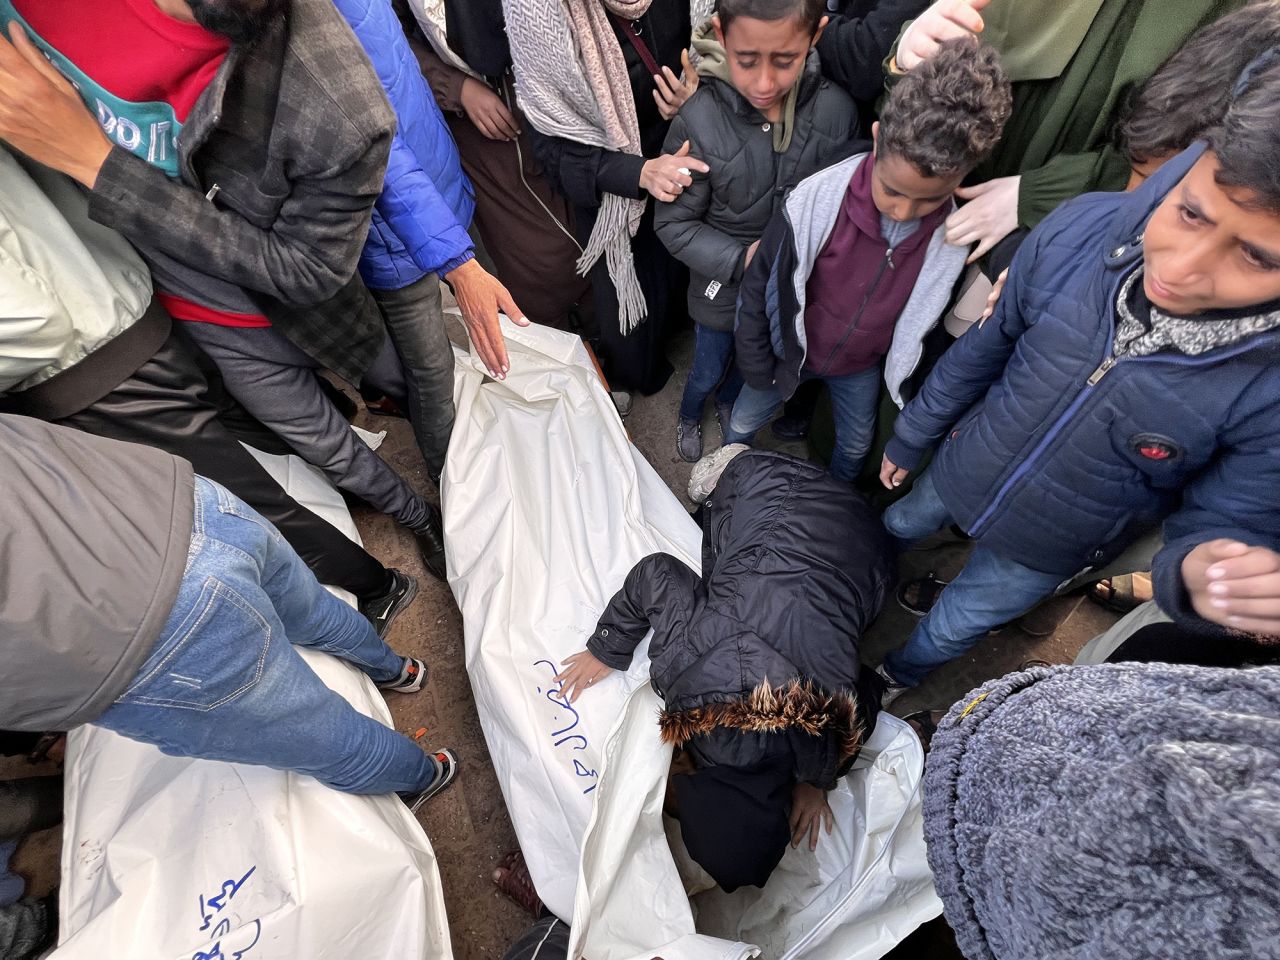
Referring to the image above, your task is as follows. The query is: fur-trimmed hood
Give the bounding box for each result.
[659,678,866,764]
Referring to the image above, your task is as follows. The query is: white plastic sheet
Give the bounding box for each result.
[444,321,942,959]
[52,450,453,960]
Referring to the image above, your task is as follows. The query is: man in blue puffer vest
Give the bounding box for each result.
[874,59,1280,700]
[334,0,529,482]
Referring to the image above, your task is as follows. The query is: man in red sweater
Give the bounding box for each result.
[0,0,460,583]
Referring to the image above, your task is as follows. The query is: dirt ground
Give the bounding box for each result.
[5,318,1117,959]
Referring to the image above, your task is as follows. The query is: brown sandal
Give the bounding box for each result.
[903,710,948,753]
[493,850,543,917]
[1087,574,1151,614]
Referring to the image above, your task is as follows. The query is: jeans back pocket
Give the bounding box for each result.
[120,576,272,712]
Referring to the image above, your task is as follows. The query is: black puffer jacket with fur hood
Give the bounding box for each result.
[587,450,891,788]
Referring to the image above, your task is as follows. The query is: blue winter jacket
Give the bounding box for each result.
[885,144,1280,626]
[334,0,475,291]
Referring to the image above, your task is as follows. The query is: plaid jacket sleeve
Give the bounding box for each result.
[88,130,391,309]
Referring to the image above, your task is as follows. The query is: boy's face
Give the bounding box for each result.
[1143,153,1280,315]
[713,14,825,122]
[869,127,965,223]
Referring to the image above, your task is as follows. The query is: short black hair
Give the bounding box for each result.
[717,0,826,36]
[1208,59,1280,214]
[1120,2,1280,164]
[877,37,1012,179]
[186,0,288,43]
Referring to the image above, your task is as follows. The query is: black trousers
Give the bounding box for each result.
[54,331,390,599]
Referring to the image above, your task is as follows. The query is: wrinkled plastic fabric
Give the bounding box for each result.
[51,450,453,960]
[444,321,942,960]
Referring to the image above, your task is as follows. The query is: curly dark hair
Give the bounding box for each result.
[717,0,827,36]
[1119,2,1280,164]
[877,37,1012,179]
[1208,60,1280,213]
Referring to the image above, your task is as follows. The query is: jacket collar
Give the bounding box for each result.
[1102,141,1208,274]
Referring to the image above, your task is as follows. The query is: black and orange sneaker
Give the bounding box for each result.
[403,747,458,812]
[378,657,429,694]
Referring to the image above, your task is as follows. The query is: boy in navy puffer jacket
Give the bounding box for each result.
[874,59,1280,700]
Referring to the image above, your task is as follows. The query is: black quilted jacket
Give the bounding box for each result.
[654,53,860,330]
[588,450,892,788]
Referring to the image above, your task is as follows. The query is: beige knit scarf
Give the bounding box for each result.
[506,0,713,334]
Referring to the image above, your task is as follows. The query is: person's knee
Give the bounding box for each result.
[882,500,919,540]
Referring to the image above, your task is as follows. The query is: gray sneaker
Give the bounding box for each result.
[610,390,634,418]
[676,417,703,462]
[875,663,912,708]
[687,443,750,503]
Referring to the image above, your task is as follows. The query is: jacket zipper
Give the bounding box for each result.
[967,285,1275,537]
[817,245,895,375]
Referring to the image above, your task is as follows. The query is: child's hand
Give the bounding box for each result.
[1182,540,1280,636]
[946,176,1020,263]
[790,783,834,851]
[897,0,992,72]
[459,77,521,141]
[880,454,908,490]
[553,650,615,703]
[640,140,709,202]
[653,49,699,121]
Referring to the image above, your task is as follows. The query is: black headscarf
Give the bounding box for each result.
[673,756,793,893]
[445,0,510,77]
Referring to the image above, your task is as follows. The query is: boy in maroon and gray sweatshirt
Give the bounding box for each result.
[724,38,1011,481]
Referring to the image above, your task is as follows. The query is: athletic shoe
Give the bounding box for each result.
[676,417,703,462]
[610,390,634,418]
[687,443,750,504]
[715,401,735,439]
[770,415,810,441]
[359,569,418,639]
[403,748,459,812]
[413,505,447,581]
[876,663,912,708]
[378,657,428,694]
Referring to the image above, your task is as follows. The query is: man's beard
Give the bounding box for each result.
[187,0,287,42]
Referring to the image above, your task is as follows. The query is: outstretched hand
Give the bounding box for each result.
[445,258,530,380]
[897,0,993,72]
[1182,540,1280,636]
[653,49,699,121]
[946,176,1020,264]
[790,782,834,852]
[553,649,615,703]
[640,140,709,203]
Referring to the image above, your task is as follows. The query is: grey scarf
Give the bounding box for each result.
[1115,267,1280,358]
[505,0,713,334]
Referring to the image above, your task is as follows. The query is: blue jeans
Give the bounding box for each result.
[0,842,20,907]
[96,478,435,795]
[725,366,881,481]
[881,470,1066,686]
[679,326,743,421]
